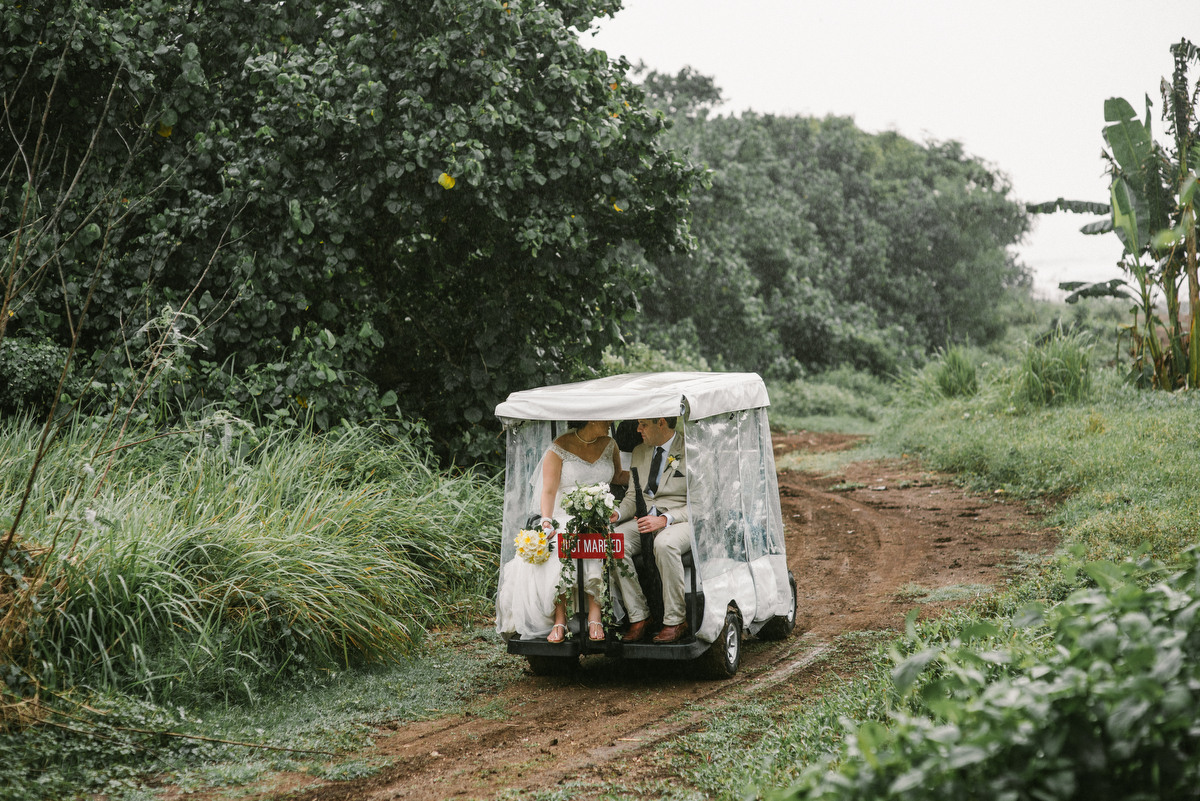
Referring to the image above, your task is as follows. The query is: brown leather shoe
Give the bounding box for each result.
[653,622,689,643]
[622,619,649,642]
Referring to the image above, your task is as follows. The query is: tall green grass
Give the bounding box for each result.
[1014,328,1093,407]
[934,346,978,398]
[895,329,1094,414]
[1,419,500,704]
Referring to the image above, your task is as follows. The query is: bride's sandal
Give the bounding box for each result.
[588,620,605,642]
[547,623,567,643]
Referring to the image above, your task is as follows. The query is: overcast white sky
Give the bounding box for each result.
[580,1,1200,299]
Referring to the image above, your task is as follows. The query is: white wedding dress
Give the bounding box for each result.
[496,440,616,639]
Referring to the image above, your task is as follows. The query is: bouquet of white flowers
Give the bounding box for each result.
[559,483,617,534]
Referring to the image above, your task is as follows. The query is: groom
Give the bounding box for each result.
[609,417,692,643]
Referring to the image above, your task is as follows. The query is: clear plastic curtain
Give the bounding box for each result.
[744,408,788,619]
[685,408,787,636]
[685,412,759,632]
[498,420,556,573]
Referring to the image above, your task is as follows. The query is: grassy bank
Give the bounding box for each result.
[1,419,500,706]
[767,366,895,434]
[0,417,503,797]
[881,366,1200,564]
[0,629,521,800]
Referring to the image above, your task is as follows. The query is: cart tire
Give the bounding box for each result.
[701,607,743,679]
[526,654,579,677]
[758,572,798,640]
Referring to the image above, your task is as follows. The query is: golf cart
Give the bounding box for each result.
[494,372,796,678]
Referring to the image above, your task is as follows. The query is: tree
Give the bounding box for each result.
[626,78,1030,377]
[2,0,702,461]
[1029,39,1199,389]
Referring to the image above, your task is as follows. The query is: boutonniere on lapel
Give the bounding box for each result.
[665,454,681,473]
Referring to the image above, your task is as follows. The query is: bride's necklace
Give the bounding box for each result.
[575,430,599,445]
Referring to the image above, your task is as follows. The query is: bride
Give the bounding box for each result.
[497,420,624,643]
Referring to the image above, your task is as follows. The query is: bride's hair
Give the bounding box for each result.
[567,420,586,432]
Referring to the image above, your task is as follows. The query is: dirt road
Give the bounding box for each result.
[176,433,1056,800]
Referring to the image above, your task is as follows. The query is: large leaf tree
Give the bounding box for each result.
[1,0,701,460]
[1029,39,1199,389]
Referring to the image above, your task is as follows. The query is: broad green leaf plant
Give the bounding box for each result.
[1029,39,1200,390]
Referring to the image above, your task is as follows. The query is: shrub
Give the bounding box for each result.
[1016,328,1092,407]
[599,340,713,376]
[933,346,978,398]
[0,339,72,414]
[774,549,1200,800]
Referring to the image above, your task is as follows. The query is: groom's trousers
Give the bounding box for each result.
[612,519,693,626]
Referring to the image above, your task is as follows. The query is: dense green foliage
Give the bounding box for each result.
[776,552,1200,801]
[625,70,1032,378]
[0,419,500,706]
[0,339,73,413]
[1,0,700,459]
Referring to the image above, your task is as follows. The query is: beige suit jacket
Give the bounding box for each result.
[616,428,688,525]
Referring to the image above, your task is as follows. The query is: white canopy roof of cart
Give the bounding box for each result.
[494,372,770,423]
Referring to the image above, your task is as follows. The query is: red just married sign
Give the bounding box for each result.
[558,531,624,559]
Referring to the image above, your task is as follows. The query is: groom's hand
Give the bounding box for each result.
[635,515,668,534]
[610,510,620,523]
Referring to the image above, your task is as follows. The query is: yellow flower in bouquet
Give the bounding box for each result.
[515,528,552,564]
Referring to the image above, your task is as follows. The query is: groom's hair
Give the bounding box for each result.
[662,416,677,430]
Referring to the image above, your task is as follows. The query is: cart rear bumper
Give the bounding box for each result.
[506,634,709,661]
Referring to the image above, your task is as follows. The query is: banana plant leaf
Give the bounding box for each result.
[1080,219,1114,235]
[1111,176,1148,256]
[1104,98,1154,183]
[1103,97,1173,236]
[1059,279,1135,304]
[1026,198,1111,215]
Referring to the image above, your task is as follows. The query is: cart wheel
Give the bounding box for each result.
[758,572,798,640]
[526,654,579,677]
[701,607,743,679]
